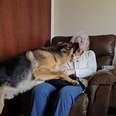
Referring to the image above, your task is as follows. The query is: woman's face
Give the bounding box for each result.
[72,36,86,54]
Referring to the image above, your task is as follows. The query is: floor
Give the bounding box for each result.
[108,107,116,116]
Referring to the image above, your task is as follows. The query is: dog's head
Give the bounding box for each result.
[56,41,79,54]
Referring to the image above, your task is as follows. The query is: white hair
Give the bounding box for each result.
[70,32,90,51]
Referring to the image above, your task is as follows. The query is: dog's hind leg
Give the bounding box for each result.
[0,95,4,114]
[0,86,5,114]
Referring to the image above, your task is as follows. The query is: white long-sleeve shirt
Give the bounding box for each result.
[61,50,97,79]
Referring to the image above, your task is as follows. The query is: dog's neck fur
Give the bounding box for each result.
[55,48,73,65]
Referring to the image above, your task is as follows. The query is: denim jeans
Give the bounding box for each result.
[31,82,82,116]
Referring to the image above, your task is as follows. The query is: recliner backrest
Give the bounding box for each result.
[52,35,116,70]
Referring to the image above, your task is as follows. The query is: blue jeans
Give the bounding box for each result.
[31,82,82,116]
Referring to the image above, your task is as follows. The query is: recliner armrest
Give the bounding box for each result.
[89,70,115,85]
[87,70,115,116]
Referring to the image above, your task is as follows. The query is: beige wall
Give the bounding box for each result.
[52,0,116,36]
[51,0,116,66]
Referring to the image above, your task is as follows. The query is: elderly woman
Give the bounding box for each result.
[31,33,97,116]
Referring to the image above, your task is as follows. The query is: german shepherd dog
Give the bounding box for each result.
[0,42,79,114]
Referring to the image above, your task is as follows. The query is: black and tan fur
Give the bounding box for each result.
[0,42,79,114]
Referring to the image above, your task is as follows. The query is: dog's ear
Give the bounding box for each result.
[26,51,35,62]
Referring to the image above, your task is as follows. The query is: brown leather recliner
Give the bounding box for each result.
[1,35,116,116]
[51,35,116,116]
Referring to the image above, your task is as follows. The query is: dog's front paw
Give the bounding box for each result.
[72,80,79,85]
[80,79,88,87]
